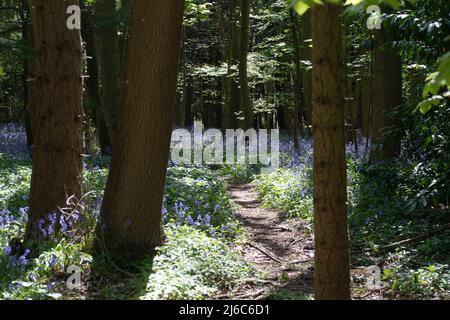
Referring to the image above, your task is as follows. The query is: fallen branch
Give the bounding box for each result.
[353,222,450,254]
[245,242,284,264]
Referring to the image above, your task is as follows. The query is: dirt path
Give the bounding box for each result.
[218,183,315,300]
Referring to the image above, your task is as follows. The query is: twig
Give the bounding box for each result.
[289,238,302,247]
[245,242,284,264]
[287,258,312,264]
[270,226,294,232]
[233,289,267,300]
[233,278,278,284]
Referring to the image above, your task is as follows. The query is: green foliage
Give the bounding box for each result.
[290,0,403,15]
[255,167,313,221]
[142,224,252,300]
[1,240,91,300]
[383,264,450,299]
[221,163,262,183]
[419,52,450,114]
[165,165,240,237]
[0,155,31,212]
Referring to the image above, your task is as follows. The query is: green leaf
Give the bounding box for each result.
[293,1,310,15]
[419,101,432,114]
[344,0,364,5]
[0,65,4,78]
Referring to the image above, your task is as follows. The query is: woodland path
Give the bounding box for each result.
[216,183,315,300]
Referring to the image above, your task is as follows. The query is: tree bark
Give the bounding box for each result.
[290,9,304,150]
[26,0,83,239]
[80,1,111,154]
[94,0,121,149]
[223,0,241,130]
[21,3,34,155]
[300,10,312,128]
[371,31,402,160]
[239,0,253,130]
[311,3,351,300]
[97,0,184,256]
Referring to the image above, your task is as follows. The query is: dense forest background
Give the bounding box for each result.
[0,0,449,300]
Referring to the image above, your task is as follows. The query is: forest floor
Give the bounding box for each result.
[215,183,315,300]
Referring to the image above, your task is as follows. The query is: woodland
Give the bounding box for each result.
[0,0,449,300]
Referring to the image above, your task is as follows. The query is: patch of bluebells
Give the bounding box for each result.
[36,211,84,241]
[4,247,30,269]
[163,200,224,238]
[0,123,30,160]
[0,207,28,238]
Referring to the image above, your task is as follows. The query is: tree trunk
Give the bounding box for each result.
[94,0,121,148]
[371,31,402,160]
[300,10,312,128]
[97,0,184,256]
[81,1,111,154]
[175,27,186,128]
[290,9,304,150]
[361,57,373,138]
[223,0,241,130]
[21,4,34,155]
[26,0,83,239]
[311,3,351,300]
[239,0,253,130]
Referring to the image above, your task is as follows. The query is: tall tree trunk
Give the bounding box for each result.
[119,0,132,77]
[371,31,402,160]
[300,10,312,129]
[21,2,34,155]
[80,1,111,154]
[361,56,373,138]
[94,0,121,148]
[239,0,253,129]
[175,27,186,128]
[223,0,241,130]
[26,0,83,239]
[311,3,351,300]
[290,9,304,150]
[97,0,184,256]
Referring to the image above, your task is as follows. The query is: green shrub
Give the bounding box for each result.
[254,167,313,220]
[142,224,252,300]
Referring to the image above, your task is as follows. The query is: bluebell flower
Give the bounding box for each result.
[18,254,29,266]
[187,215,195,226]
[4,246,11,256]
[204,214,211,226]
[209,227,217,238]
[60,215,68,233]
[49,254,57,267]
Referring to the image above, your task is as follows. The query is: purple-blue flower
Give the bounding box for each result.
[4,246,11,256]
